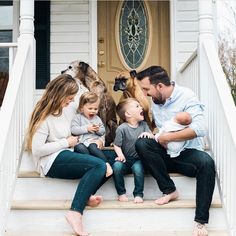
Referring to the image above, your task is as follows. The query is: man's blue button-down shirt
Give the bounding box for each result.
[152,83,206,151]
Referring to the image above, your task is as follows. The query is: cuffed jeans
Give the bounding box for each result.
[46,150,106,214]
[112,157,144,198]
[135,138,215,224]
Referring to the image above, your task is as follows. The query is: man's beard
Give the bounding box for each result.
[152,95,165,105]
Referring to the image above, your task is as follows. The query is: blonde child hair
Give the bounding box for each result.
[116,97,139,121]
[77,91,100,113]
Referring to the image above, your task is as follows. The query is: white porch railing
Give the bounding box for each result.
[0,40,34,235]
[0,43,18,74]
[177,42,236,236]
[176,50,199,97]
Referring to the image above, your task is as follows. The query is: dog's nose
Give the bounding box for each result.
[113,84,119,91]
[61,69,66,74]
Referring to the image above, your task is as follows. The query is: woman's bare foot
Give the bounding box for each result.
[154,190,179,205]
[193,223,208,236]
[87,195,103,207]
[65,210,89,236]
[105,163,113,177]
[134,196,143,203]
[118,194,129,202]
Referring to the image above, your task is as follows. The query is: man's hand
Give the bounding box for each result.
[157,132,170,149]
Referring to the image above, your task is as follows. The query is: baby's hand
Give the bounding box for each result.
[67,135,79,147]
[139,132,154,139]
[87,124,99,132]
[115,156,126,162]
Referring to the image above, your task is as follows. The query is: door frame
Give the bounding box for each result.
[93,0,174,76]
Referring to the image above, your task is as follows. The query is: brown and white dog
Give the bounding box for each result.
[62,60,118,146]
[113,70,154,130]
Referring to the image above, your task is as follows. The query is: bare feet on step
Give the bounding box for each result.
[105,162,113,177]
[118,194,129,202]
[87,195,103,207]
[193,223,208,236]
[134,196,143,203]
[65,210,89,236]
[154,190,179,205]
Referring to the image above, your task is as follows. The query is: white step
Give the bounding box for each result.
[7,199,226,233]
[14,172,220,201]
[5,230,229,236]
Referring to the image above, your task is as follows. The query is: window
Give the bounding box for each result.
[0,2,13,73]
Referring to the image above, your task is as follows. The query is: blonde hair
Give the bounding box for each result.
[25,74,78,151]
[77,91,100,113]
[116,97,139,121]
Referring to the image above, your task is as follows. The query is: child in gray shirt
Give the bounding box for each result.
[71,91,113,177]
[113,98,154,203]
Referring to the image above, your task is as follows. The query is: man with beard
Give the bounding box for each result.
[135,66,215,236]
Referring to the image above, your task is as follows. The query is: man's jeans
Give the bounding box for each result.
[112,157,145,198]
[135,138,215,224]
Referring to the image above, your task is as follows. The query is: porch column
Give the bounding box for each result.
[19,0,35,114]
[198,0,215,103]
[19,0,34,37]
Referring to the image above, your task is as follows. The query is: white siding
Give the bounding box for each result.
[50,0,90,79]
[173,0,199,71]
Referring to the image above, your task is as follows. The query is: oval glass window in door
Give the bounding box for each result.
[118,0,149,69]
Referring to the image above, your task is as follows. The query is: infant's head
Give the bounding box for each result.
[174,112,192,125]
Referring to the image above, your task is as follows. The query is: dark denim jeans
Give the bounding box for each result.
[74,143,107,162]
[135,138,215,224]
[112,157,145,198]
[46,150,106,214]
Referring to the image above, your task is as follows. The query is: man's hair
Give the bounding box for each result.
[136,65,171,86]
[116,97,139,121]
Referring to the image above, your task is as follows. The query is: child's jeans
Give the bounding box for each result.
[112,156,144,198]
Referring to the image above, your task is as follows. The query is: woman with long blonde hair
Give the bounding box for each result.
[26,74,106,236]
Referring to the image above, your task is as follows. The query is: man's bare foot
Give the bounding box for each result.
[134,196,143,203]
[106,163,113,177]
[193,223,208,236]
[65,210,89,236]
[87,195,103,207]
[118,194,129,202]
[154,190,179,205]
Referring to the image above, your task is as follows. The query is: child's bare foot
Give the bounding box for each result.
[193,223,208,236]
[87,195,103,207]
[65,210,89,236]
[105,163,113,177]
[118,194,129,202]
[154,190,179,205]
[134,196,143,203]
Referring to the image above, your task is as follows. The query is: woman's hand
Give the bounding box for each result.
[95,139,103,149]
[67,135,79,147]
[115,155,126,162]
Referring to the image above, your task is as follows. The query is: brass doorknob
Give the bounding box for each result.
[98,61,105,67]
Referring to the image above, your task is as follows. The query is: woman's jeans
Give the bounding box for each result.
[135,138,215,224]
[112,157,144,198]
[46,150,106,214]
[74,143,107,162]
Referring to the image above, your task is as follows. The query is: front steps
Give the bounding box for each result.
[5,152,229,235]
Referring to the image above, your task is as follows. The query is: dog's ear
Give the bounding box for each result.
[130,70,137,78]
[79,61,89,74]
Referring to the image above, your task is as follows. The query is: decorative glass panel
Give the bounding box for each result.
[119,0,149,69]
